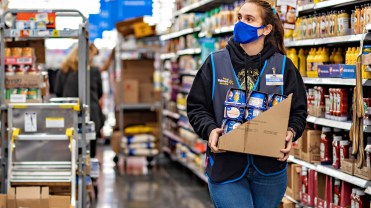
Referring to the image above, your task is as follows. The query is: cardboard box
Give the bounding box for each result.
[292,138,302,159]
[340,65,356,79]
[8,187,49,208]
[115,79,139,104]
[0,194,6,208]
[286,164,301,201]
[315,172,328,208]
[49,195,70,208]
[139,83,160,103]
[115,110,158,130]
[280,198,295,208]
[301,130,321,163]
[5,74,43,89]
[6,40,46,64]
[111,131,122,154]
[218,95,292,158]
[122,60,154,83]
[341,159,355,175]
[354,165,371,180]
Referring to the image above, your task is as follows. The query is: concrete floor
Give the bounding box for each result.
[95,145,213,208]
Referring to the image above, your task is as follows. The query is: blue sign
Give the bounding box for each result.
[88,0,153,41]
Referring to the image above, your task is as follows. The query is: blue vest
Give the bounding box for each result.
[206,49,288,184]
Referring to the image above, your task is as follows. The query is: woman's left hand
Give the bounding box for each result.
[278,131,294,162]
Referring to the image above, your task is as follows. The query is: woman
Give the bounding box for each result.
[55,43,104,158]
[187,0,307,207]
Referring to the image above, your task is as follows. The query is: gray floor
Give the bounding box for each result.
[96,145,213,208]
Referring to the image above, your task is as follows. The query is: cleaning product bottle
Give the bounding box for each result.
[334,48,344,64]
[307,48,314,72]
[345,47,351,64]
[313,48,321,71]
[329,48,336,64]
[298,48,307,76]
[291,48,299,69]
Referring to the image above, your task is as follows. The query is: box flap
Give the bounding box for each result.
[16,187,40,199]
[219,94,292,158]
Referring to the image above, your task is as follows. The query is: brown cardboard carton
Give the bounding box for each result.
[41,187,49,208]
[315,172,327,208]
[123,80,139,104]
[5,74,43,89]
[122,60,154,83]
[301,130,321,163]
[354,165,371,180]
[341,159,355,175]
[49,195,70,208]
[280,198,295,208]
[139,83,160,103]
[286,164,301,201]
[7,188,16,208]
[218,94,292,158]
[16,187,42,208]
[292,137,302,159]
[111,131,122,154]
[0,194,7,208]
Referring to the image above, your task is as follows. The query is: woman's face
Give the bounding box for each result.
[238,3,264,28]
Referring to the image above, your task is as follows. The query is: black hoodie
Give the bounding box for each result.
[187,37,307,142]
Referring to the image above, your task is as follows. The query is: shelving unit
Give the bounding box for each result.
[302,77,368,86]
[297,0,368,13]
[0,9,90,208]
[306,115,352,130]
[160,48,201,60]
[173,0,236,17]
[160,27,201,41]
[284,34,363,47]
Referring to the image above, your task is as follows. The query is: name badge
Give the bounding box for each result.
[266,74,284,86]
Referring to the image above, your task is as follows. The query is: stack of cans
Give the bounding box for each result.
[221,89,288,135]
[222,89,246,135]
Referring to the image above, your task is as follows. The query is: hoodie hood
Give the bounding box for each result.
[226,36,277,73]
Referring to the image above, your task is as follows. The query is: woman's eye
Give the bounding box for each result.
[247,17,253,22]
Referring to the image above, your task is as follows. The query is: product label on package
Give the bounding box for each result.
[45,117,64,128]
[266,74,284,86]
[10,94,26,103]
[24,112,37,132]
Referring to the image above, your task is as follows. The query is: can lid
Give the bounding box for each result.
[334,179,341,186]
[322,127,332,133]
[333,136,343,141]
[340,140,350,146]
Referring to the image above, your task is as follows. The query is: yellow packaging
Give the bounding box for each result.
[291,48,299,69]
[298,49,307,76]
[334,48,344,64]
[307,48,314,72]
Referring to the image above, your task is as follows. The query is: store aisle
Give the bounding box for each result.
[95,144,213,208]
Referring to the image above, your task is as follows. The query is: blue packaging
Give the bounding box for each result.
[268,94,287,108]
[222,119,242,135]
[245,106,265,121]
[224,105,245,121]
[339,64,356,79]
[247,91,268,109]
[225,88,246,106]
[318,65,330,78]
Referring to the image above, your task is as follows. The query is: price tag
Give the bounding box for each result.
[52,30,59,37]
[10,94,26,103]
[35,13,49,22]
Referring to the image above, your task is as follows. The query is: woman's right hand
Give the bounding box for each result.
[208,128,225,153]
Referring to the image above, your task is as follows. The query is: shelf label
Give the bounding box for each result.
[52,30,59,37]
[10,94,26,103]
[24,112,37,132]
[45,117,64,128]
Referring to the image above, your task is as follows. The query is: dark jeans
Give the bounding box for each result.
[208,166,287,208]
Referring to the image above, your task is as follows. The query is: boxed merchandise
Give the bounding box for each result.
[123,79,139,104]
[139,83,161,103]
[315,172,328,208]
[354,166,371,180]
[301,130,321,163]
[218,94,292,158]
[340,65,356,79]
[0,194,6,208]
[49,195,70,208]
[292,137,302,159]
[122,60,154,83]
[5,74,42,89]
[286,164,301,201]
[340,159,355,175]
[318,65,330,78]
[7,187,49,208]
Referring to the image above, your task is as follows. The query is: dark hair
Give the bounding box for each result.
[243,0,286,55]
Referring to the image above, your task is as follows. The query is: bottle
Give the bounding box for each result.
[332,135,342,169]
[329,88,335,116]
[312,14,318,38]
[307,15,313,38]
[291,48,299,69]
[313,48,320,71]
[351,10,356,35]
[307,48,314,72]
[337,10,349,36]
[355,6,361,34]
[333,179,341,205]
[301,167,308,194]
[340,140,351,163]
[365,137,371,168]
[298,49,307,76]
[338,88,348,121]
[334,49,344,64]
[329,48,336,63]
[320,12,327,37]
[321,127,333,163]
[355,190,366,208]
[302,16,308,39]
[346,47,352,64]
[351,188,358,208]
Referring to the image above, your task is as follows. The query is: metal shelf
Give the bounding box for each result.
[160,27,201,41]
[302,77,368,86]
[198,25,234,38]
[163,130,183,143]
[163,109,180,120]
[177,157,208,183]
[173,0,235,17]
[285,34,363,47]
[119,102,160,110]
[288,156,371,188]
[4,29,79,39]
[306,115,352,130]
[177,48,201,56]
[297,0,360,13]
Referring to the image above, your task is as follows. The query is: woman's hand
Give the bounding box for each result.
[278,130,294,162]
[208,128,225,153]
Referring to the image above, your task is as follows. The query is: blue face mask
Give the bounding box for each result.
[233,21,265,44]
